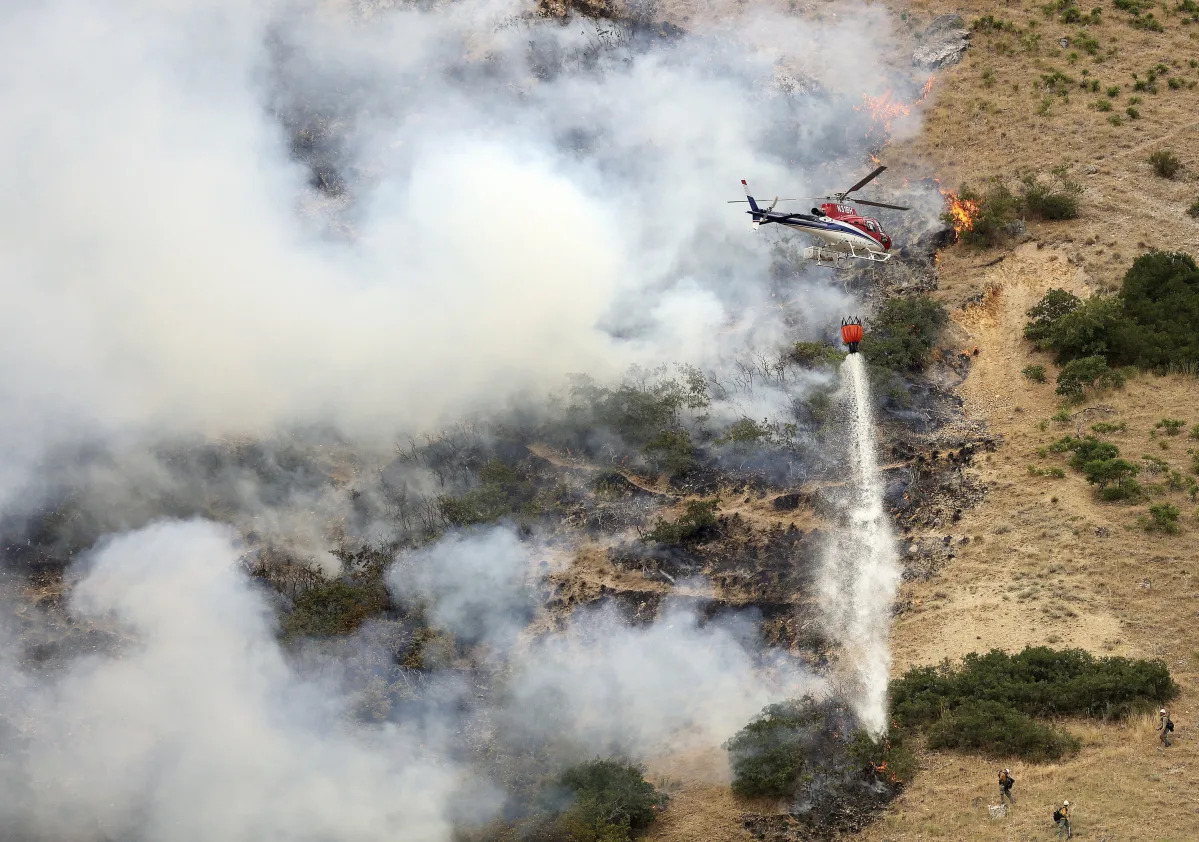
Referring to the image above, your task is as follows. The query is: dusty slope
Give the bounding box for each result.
[645,0,1199,837]
[860,243,1199,841]
[857,0,1199,836]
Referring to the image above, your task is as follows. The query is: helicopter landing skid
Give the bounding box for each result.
[803,246,893,267]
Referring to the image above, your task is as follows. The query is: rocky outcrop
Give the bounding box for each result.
[913,14,971,69]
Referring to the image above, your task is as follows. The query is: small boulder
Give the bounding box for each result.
[914,15,971,69]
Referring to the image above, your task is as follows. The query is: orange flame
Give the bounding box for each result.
[857,89,911,134]
[941,189,981,238]
[857,78,935,136]
[871,760,901,783]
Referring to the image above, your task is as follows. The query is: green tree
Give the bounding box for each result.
[1024,288,1081,345]
[862,296,948,372]
[1055,355,1125,400]
[1114,252,1199,368]
[1081,457,1140,491]
[1047,296,1128,363]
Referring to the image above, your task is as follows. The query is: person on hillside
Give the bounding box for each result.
[1053,800,1072,838]
[1158,708,1174,747]
[997,768,1015,804]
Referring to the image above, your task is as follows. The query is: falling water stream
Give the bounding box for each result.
[820,353,901,735]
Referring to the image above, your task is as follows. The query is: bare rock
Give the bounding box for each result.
[914,16,971,69]
[913,35,971,69]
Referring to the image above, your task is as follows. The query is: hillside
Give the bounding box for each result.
[867,2,1199,837]
[3,0,1199,840]
[644,0,1199,837]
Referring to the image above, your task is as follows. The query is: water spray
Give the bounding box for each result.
[819,320,900,735]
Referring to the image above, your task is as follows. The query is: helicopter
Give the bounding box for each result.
[730,166,909,265]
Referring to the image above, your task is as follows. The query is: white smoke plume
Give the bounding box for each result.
[818,354,901,734]
[0,0,932,513]
[0,520,460,842]
[0,0,937,834]
[389,526,537,649]
[388,525,821,759]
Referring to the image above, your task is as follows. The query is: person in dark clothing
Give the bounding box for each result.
[998,768,1015,804]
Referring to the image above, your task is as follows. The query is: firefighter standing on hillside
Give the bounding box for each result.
[997,768,1015,804]
[1054,800,1072,838]
[1158,708,1174,747]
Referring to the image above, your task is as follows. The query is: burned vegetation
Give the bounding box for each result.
[0,263,1002,842]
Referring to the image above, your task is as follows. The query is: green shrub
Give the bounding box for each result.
[1025,288,1081,346]
[726,696,908,822]
[1190,423,1199,440]
[1155,418,1185,435]
[891,647,1178,730]
[1022,364,1048,382]
[282,578,390,639]
[1074,31,1101,53]
[1083,457,1142,499]
[973,14,1018,31]
[948,183,1019,247]
[1126,106,1140,119]
[1131,11,1163,29]
[1045,296,1126,362]
[789,341,846,368]
[726,700,821,798]
[926,700,1081,761]
[1056,355,1125,399]
[1115,252,1199,368]
[1187,198,1199,219]
[1150,150,1181,178]
[1106,84,1121,96]
[861,296,948,372]
[643,428,697,479]
[715,418,770,445]
[556,759,666,840]
[439,459,537,526]
[1140,503,1181,533]
[645,499,720,545]
[847,729,919,784]
[1017,169,1082,220]
[1095,98,1113,111]
[1092,421,1126,434]
[1049,434,1118,463]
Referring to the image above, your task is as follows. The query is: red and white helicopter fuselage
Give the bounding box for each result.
[733,166,908,264]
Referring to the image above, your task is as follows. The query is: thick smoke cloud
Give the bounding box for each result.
[0,0,930,836]
[505,599,820,759]
[0,0,916,512]
[0,520,458,842]
[388,525,821,761]
[390,526,537,649]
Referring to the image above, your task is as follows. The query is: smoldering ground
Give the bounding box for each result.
[0,0,940,511]
[0,0,941,837]
[0,520,820,839]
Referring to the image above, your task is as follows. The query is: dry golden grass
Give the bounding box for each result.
[885,0,1199,293]
[858,240,1199,840]
[650,1,1199,837]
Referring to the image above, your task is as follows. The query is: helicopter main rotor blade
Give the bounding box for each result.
[853,198,911,211]
[843,165,887,196]
[727,198,800,203]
